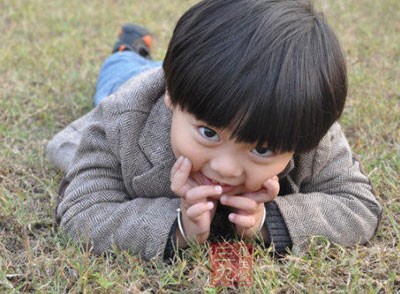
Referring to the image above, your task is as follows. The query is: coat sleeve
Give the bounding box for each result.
[274,123,383,254]
[55,99,179,261]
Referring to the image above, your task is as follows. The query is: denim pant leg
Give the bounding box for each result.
[93,51,162,106]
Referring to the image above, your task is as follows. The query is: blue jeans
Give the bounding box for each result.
[93,51,162,105]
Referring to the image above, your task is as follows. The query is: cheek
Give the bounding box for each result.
[182,147,209,172]
[171,133,208,171]
[244,159,291,191]
[245,169,272,192]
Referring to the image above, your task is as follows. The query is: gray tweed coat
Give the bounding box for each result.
[47,67,382,261]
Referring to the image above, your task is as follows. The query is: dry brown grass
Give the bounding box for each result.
[1,0,399,292]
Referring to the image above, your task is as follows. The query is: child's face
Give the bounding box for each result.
[166,96,294,196]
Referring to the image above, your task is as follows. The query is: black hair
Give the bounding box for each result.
[163,0,347,153]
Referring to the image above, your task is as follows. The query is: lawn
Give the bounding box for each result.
[0,0,399,292]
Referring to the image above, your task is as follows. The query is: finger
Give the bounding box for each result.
[243,189,271,203]
[171,156,191,182]
[170,155,184,179]
[228,213,256,229]
[263,176,279,190]
[220,195,258,212]
[186,185,222,204]
[186,201,214,219]
[263,177,280,201]
[170,157,192,194]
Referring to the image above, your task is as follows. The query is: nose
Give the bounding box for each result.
[209,153,244,179]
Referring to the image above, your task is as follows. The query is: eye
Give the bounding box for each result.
[198,126,220,141]
[251,146,274,157]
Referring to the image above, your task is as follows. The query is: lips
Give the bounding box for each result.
[199,173,237,193]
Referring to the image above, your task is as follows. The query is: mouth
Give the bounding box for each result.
[199,173,238,194]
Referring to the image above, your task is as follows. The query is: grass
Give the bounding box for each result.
[0,0,399,292]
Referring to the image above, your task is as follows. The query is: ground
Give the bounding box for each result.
[0,0,399,292]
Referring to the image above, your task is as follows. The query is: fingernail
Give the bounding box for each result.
[215,186,222,193]
[228,213,235,222]
[182,157,190,165]
[264,179,272,186]
[221,195,227,202]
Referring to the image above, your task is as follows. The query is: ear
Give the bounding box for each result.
[164,91,173,110]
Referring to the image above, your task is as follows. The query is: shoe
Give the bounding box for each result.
[112,23,153,59]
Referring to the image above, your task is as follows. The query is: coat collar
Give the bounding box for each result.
[133,94,177,198]
[138,95,175,166]
[127,66,175,169]
[279,157,295,179]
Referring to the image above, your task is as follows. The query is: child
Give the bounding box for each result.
[47,0,382,261]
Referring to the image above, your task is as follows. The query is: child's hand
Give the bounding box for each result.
[170,156,222,246]
[220,176,280,240]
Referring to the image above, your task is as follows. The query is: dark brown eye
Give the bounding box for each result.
[199,127,220,141]
[252,146,274,157]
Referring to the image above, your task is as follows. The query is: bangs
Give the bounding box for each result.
[164,0,347,153]
[167,43,300,153]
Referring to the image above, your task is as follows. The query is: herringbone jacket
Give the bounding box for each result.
[47,67,382,261]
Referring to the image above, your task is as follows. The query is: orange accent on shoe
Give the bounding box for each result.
[118,45,127,52]
[142,35,153,49]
